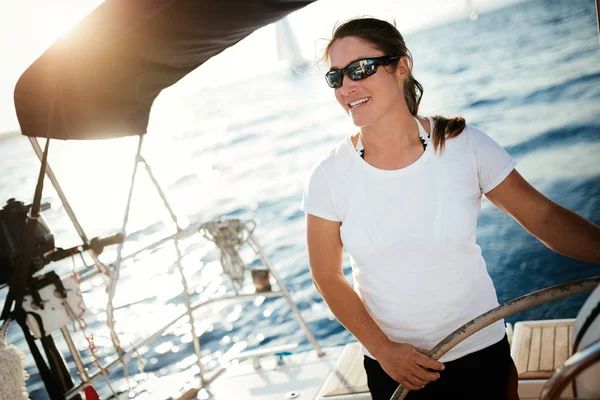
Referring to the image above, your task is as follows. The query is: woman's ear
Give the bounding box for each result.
[395,57,410,81]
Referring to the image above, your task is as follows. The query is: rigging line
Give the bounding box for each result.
[61,300,122,400]
[173,234,205,385]
[140,155,181,230]
[140,150,205,384]
[106,135,146,391]
[138,150,204,383]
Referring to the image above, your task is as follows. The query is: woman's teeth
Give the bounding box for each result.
[349,97,370,108]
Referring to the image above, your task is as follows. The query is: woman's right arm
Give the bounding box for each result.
[306,213,444,391]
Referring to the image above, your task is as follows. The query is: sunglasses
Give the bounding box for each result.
[325,55,401,89]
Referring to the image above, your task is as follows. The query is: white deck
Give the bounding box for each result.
[171,318,582,400]
[201,346,348,400]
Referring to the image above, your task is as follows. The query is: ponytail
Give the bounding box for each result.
[431,115,466,153]
[404,73,465,153]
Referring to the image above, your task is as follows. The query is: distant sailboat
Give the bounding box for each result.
[275,16,309,73]
[466,0,480,21]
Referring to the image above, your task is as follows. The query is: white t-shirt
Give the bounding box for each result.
[301,117,516,362]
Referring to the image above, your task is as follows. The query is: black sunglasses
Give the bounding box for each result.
[325,55,401,89]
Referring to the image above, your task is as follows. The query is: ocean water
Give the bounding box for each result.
[1,0,599,398]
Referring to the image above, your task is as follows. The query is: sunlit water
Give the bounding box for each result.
[1,0,599,398]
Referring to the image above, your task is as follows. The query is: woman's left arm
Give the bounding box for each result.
[485,169,600,264]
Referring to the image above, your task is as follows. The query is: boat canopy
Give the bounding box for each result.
[14,0,316,140]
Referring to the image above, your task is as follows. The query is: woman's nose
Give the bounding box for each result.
[340,76,357,96]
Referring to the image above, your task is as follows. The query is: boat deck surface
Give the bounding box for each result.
[511,318,575,379]
[176,319,578,399]
[321,342,368,397]
[204,346,348,399]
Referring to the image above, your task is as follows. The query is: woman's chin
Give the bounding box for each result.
[350,116,372,128]
[348,108,375,128]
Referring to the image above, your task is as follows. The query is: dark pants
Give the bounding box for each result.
[363,335,519,400]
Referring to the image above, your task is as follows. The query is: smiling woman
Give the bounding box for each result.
[1,1,599,399]
[302,15,600,400]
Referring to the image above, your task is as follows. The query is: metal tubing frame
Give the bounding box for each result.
[539,340,600,400]
[60,326,90,383]
[596,0,600,44]
[28,137,109,276]
[391,276,600,400]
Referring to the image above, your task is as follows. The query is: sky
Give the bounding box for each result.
[0,0,524,134]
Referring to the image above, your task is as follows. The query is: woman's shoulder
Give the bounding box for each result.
[305,136,355,190]
[416,116,432,137]
[463,123,498,145]
[314,135,356,170]
[437,121,511,162]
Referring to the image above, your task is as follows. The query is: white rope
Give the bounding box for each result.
[0,320,29,400]
[199,219,256,290]
[138,150,205,384]
[173,235,205,384]
[106,136,145,393]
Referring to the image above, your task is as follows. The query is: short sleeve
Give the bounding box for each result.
[468,125,517,194]
[301,165,340,222]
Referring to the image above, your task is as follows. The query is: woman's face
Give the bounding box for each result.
[328,36,404,128]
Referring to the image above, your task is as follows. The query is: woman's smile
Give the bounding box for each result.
[348,97,371,109]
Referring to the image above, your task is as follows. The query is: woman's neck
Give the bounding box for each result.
[358,108,420,153]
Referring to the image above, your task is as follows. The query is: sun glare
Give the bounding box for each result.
[41,9,83,44]
[27,2,103,50]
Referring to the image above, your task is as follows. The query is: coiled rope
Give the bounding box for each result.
[199,219,256,291]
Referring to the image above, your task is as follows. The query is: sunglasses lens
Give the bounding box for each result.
[326,57,397,88]
[348,60,376,81]
[325,71,343,88]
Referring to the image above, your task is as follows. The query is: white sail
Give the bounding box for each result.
[275,17,307,71]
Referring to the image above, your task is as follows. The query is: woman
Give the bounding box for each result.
[301,17,600,400]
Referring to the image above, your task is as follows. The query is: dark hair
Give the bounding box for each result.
[323,17,465,153]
